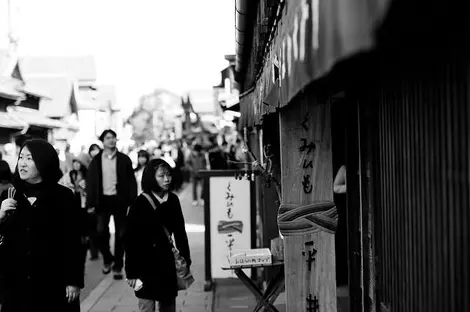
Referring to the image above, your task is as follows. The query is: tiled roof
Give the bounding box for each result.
[24,75,77,118]
[20,55,96,82]
[0,49,18,77]
[78,84,118,111]
[7,106,78,130]
[0,111,23,129]
[0,76,25,100]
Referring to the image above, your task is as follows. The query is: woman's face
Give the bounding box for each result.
[155,166,172,192]
[138,156,148,166]
[73,160,82,171]
[90,147,100,158]
[18,147,42,183]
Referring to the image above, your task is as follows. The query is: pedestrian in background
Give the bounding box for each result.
[0,159,12,195]
[0,158,12,310]
[0,139,84,312]
[60,153,99,261]
[88,143,102,159]
[134,149,150,194]
[86,129,137,279]
[171,141,185,192]
[185,143,207,206]
[207,135,228,170]
[125,159,191,312]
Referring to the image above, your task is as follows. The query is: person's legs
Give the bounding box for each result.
[191,177,198,205]
[87,211,99,260]
[96,203,113,273]
[158,298,176,312]
[138,298,156,312]
[111,199,127,279]
[199,177,204,205]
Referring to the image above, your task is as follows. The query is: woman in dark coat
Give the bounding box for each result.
[125,159,191,312]
[0,139,84,312]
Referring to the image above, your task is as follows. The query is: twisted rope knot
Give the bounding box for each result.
[277,201,338,236]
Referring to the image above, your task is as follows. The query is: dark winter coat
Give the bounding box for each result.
[125,192,191,301]
[0,184,84,312]
[86,150,137,211]
[208,146,228,170]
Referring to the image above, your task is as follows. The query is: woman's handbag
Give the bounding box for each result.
[142,193,195,290]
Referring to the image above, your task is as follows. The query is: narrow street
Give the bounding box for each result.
[80,182,211,312]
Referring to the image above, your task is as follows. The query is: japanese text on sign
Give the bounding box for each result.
[299,115,316,194]
[225,182,235,252]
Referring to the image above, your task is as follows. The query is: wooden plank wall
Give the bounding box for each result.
[279,93,336,311]
[374,63,470,312]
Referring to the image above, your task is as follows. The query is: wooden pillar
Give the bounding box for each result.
[278,97,337,311]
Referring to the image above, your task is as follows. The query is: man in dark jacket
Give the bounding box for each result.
[86,129,137,279]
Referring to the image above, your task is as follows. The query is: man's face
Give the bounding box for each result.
[103,133,117,150]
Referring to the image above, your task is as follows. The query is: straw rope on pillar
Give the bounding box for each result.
[277,201,338,237]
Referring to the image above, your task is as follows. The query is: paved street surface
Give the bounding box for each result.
[213,278,286,312]
[80,253,106,303]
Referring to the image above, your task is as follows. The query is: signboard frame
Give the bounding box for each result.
[199,170,256,291]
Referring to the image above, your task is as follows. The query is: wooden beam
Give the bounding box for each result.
[278,96,337,312]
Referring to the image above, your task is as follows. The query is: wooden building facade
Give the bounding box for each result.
[234,0,470,311]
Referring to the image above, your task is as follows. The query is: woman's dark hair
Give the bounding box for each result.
[88,143,101,156]
[141,159,173,194]
[134,149,150,171]
[12,139,63,187]
[99,129,117,142]
[194,144,202,153]
[70,160,88,183]
[0,160,12,182]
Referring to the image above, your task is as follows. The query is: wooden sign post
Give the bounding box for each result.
[277,99,337,311]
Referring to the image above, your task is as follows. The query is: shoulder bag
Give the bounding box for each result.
[142,193,195,290]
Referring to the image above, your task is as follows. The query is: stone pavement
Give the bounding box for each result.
[80,183,212,312]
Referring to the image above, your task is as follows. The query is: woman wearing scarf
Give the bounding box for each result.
[0,139,84,312]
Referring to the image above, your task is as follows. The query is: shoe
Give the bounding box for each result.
[102,263,112,275]
[192,201,198,206]
[113,269,123,280]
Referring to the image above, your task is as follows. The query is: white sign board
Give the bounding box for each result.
[209,177,252,278]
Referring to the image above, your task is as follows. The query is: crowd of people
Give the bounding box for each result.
[0,129,247,312]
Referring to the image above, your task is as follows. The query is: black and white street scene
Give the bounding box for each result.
[0,1,469,312]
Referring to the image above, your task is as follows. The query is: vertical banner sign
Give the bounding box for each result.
[209,177,252,278]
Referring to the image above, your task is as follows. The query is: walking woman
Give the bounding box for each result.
[0,139,84,312]
[88,143,102,159]
[134,149,150,195]
[125,159,191,312]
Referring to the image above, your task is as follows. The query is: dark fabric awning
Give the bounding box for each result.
[239,0,391,127]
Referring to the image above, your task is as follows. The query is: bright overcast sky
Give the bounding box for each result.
[0,0,235,116]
